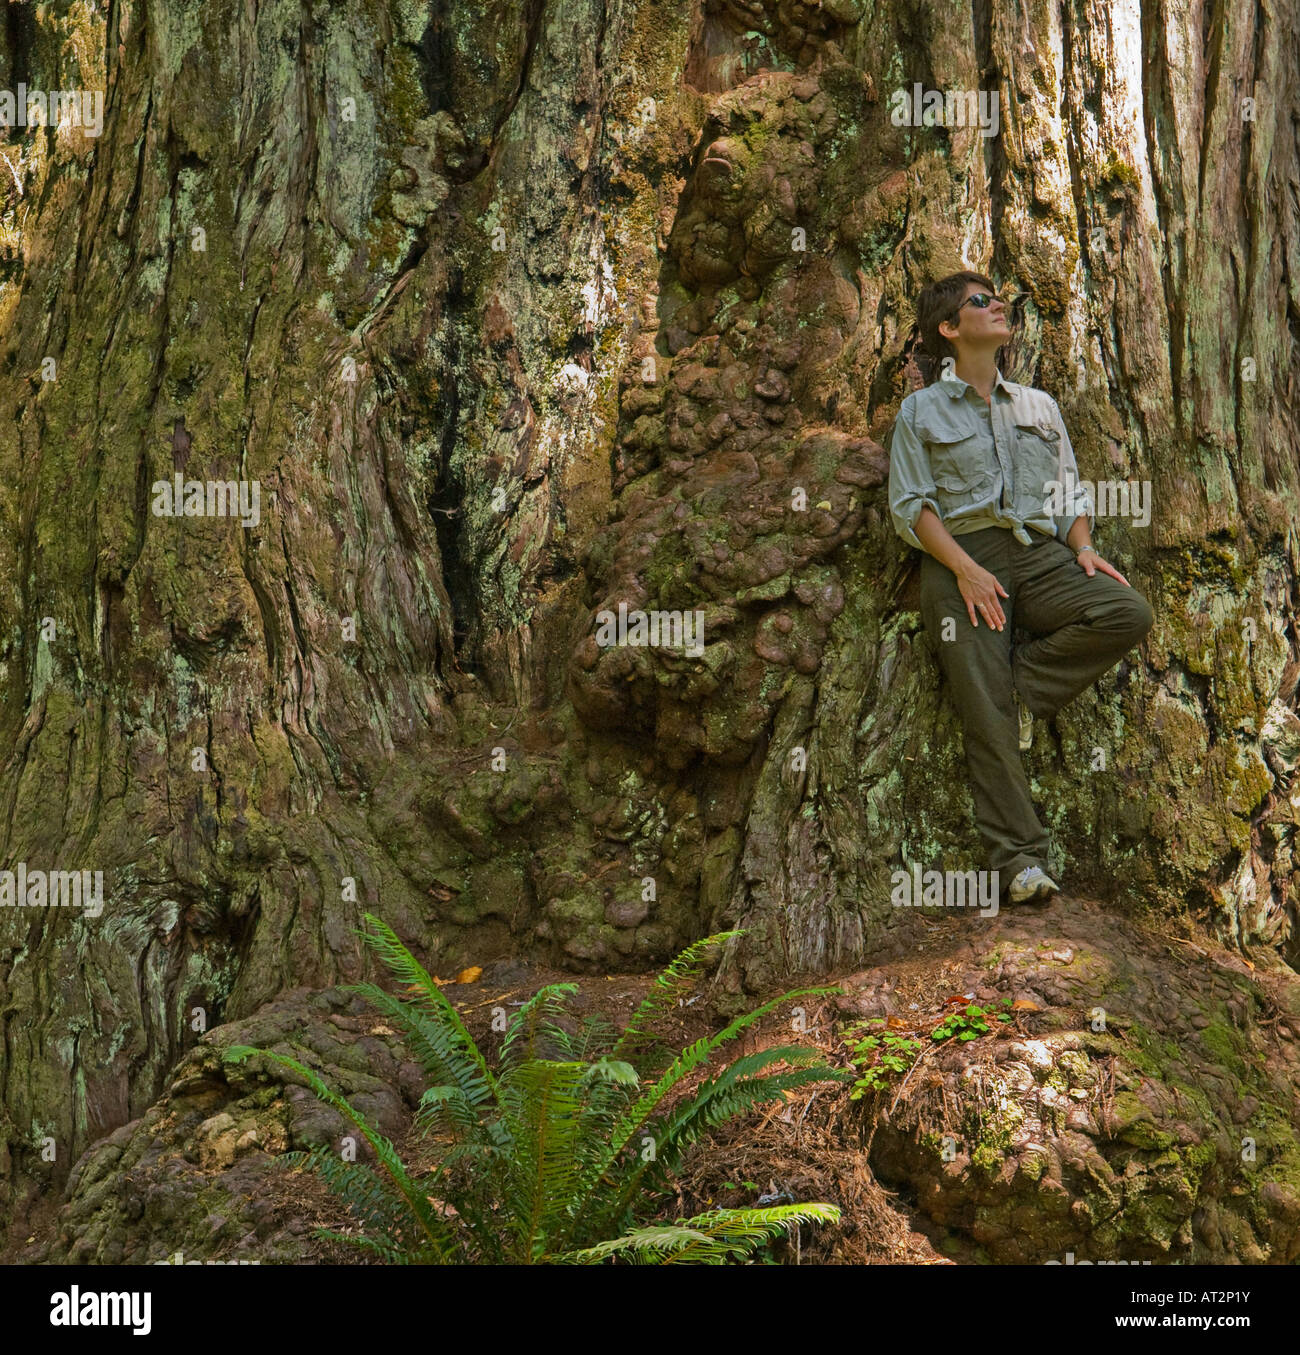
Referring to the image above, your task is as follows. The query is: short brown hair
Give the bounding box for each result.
[916,270,997,367]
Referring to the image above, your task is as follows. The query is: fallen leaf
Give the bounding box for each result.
[1012,999,1039,1011]
[886,1015,912,1029]
[453,966,482,984]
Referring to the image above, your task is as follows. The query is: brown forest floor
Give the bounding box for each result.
[233,886,1289,1265]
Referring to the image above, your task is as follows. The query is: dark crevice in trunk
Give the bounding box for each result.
[2,1,36,88]
[412,5,459,116]
[428,334,474,660]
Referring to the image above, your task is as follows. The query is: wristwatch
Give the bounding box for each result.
[1074,545,1097,557]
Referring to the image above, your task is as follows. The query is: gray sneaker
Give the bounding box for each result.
[1015,695,1033,751]
[1008,865,1060,903]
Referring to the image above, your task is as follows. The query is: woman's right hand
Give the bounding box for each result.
[956,563,1009,630]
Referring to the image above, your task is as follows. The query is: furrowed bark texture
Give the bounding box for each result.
[0,0,1296,1237]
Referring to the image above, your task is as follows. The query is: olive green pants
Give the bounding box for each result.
[920,527,1154,889]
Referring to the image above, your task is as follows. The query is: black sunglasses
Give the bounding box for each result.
[954,292,1005,313]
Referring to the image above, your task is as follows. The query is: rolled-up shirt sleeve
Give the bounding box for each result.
[887,398,941,551]
[1049,401,1095,543]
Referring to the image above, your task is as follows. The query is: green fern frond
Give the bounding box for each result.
[660,1045,851,1147]
[344,981,494,1114]
[223,1044,456,1262]
[313,1225,446,1264]
[559,1203,841,1264]
[611,930,741,1069]
[293,1149,401,1228]
[571,1012,622,1061]
[495,1058,590,1261]
[608,1050,846,1218]
[413,1083,484,1143]
[579,1056,639,1088]
[562,985,840,1234]
[614,987,841,1144]
[498,983,579,1065]
[278,1147,442,1262]
[313,1227,405,1263]
[350,913,497,1097]
[653,1066,847,1168]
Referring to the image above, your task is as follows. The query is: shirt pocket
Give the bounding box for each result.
[918,419,992,511]
[1012,418,1062,505]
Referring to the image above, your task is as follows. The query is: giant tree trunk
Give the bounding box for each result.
[0,0,1297,1242]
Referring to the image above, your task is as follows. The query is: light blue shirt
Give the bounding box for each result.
[887,369,1094,551]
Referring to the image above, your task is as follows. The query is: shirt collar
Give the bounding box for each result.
[942,367,1014,399]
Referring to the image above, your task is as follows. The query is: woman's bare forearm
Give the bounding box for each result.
[914,506,977,579]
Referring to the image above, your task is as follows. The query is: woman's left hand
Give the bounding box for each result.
[1077,549,1130,587]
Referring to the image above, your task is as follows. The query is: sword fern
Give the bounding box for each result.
[224,916,848,1263]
